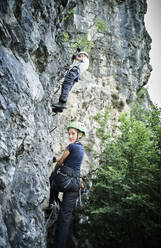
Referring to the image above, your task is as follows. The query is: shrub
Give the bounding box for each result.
[77,106,161,248]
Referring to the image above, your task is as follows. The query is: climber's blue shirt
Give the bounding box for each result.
[64,142,84,171]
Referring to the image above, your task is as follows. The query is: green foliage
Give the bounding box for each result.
[57,32,70,42]
[63,32,70,42]
[62,8,76,22]
[129,87,150,119]
[96,18,107,32]
[137,87,148,99]
[93,106,110,143]
[84,145,94,153]
[72,34,94,53]
[78,106,161,248]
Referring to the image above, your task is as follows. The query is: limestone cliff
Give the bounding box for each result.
[53,0,152,175]
[0,0,151,247]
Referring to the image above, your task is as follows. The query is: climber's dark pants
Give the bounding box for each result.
[53,191,78,248]
[59,66,80,103]
[50,166,80,248]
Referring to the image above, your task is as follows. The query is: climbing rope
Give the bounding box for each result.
[45,202,60,229]
[76,189,82,208]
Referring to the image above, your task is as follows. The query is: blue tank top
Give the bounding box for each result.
[63,142,84,171]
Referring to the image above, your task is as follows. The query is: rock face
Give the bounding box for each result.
[53,0,152,175]
[0,0,151,247]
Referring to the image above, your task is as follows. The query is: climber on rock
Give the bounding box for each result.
[52,50,89,111]
[49,121,86,248]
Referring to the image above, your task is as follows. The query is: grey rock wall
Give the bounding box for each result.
[0,1,76,247]
[0,0,151,247]
[52,0,152,175]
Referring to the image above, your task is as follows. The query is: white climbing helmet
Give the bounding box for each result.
[78,51,88,57]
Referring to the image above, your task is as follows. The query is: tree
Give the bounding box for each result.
[76,106,161,248]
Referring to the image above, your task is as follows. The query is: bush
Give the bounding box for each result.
[77,106,161,248]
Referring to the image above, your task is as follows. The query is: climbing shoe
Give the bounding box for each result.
[52,107,63,113]
[52,102,67,109]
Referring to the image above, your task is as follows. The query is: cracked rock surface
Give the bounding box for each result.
[0,0,151,247]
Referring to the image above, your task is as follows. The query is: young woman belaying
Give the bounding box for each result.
[49,122,86,248]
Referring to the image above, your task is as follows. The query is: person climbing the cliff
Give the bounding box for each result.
[49,121,86,248]
[52,50,89,112]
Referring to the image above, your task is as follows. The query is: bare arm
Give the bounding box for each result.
[54,148,70,171]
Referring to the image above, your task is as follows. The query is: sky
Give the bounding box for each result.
[145,0,161,107]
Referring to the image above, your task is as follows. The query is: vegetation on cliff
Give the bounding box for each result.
[74,104,161,248]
